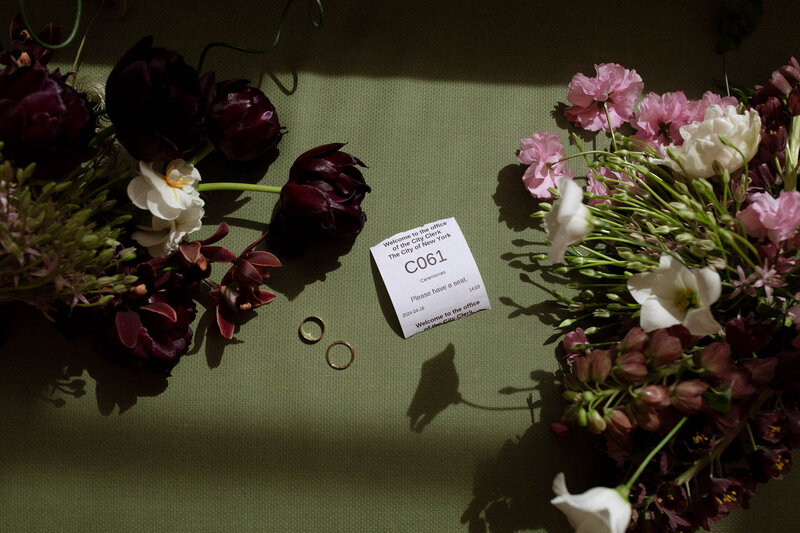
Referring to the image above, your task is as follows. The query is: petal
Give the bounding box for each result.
[639,298,682,332]
[115,309,141,349]
[683,308,722,336]
[626,271,657,304]
[140,302,178,322]
[694,267,722,305]
[126,176,151,211]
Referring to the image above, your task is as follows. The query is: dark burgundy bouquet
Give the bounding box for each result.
[0,6,370,378]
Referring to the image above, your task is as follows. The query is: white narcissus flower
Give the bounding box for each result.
[627,255,722,336]
[132,205,205,257]
[551,472,631,533]
[658,104,760,179]
[127,159,203,220]
[544,177,591,263]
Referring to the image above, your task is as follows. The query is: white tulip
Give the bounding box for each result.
[127,159,203,221]
[627,254,722,336]
[551,472,632,533]
[544,178,591,263]
[659,104,760,179]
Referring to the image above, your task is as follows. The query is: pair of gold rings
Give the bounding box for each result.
[299,316,354,370]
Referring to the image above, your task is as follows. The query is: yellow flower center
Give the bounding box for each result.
[673,288,699,311]
[164,163,193,189]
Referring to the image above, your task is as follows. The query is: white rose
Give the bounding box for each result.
[132,205,205,257]
[544,177,591,263]
[551,472,632,533]
[127,159,203,221]
[659,105,761,179]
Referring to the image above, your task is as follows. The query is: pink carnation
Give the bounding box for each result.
[632,91,691,147]
[737,191,800,244]
[686,91,739,123]
[518,130,573,199]
[564,63,643,132]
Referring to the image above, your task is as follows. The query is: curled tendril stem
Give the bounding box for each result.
[196,0,324,73]
[18,0,83,50]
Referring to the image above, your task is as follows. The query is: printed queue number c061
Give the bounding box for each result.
[404,250,447,274]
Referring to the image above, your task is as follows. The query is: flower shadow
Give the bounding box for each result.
[261,235,354,301]
[0,303,171,416]
[461,370,607,533]
[406,344,531,433]
[407,343,462,432]
[493,164,535,232]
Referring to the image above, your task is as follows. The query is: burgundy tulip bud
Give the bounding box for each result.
[571,356,590,382]
[0,64,95,177]
[637,384,671,408]
[106,37,205,161]
[694,342,734,377]
[742,357,778,385]
[563,327,589,355]
[617,326,648,353]
[670,379,708,413]
[268,143,370,255]
[720,368,756,399]
[202,74,282,162]
[634,404,661,431]
[588,348,612,381]
[614,351,648,383]
[605,407,634,435]
[586,409,606,434]
[646,329,684,367]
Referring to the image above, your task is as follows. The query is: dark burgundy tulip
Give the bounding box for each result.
[105,37,205,162]
[0,63,95,177]
[268,143,370,255]
[203,73,282,162]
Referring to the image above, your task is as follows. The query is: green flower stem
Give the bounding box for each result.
[19,0,82,50]
[196,183,282,194]
[87,125,115,148]
[602,103,619,153]
[624,416,687,491]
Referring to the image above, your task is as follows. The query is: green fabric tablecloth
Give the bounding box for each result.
[2,1,800,531]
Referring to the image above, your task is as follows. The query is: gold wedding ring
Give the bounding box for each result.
[326,341,355,370]
[299,316,325,343]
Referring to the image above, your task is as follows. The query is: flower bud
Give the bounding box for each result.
[694,342,734,377]
[587,409,607,434]
[637,385,671,408]
[605,407,634,435]
[618,327,648,353]
[571,356,590,382]
[268,143,370,255]
[588,349,613,381]
[670,379,708,413]
[614,351,648,383]
[646,329,683,367]
[203,74,282,162]
[106,37,205,161]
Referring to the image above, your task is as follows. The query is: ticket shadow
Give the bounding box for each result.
[370,253,404,338]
